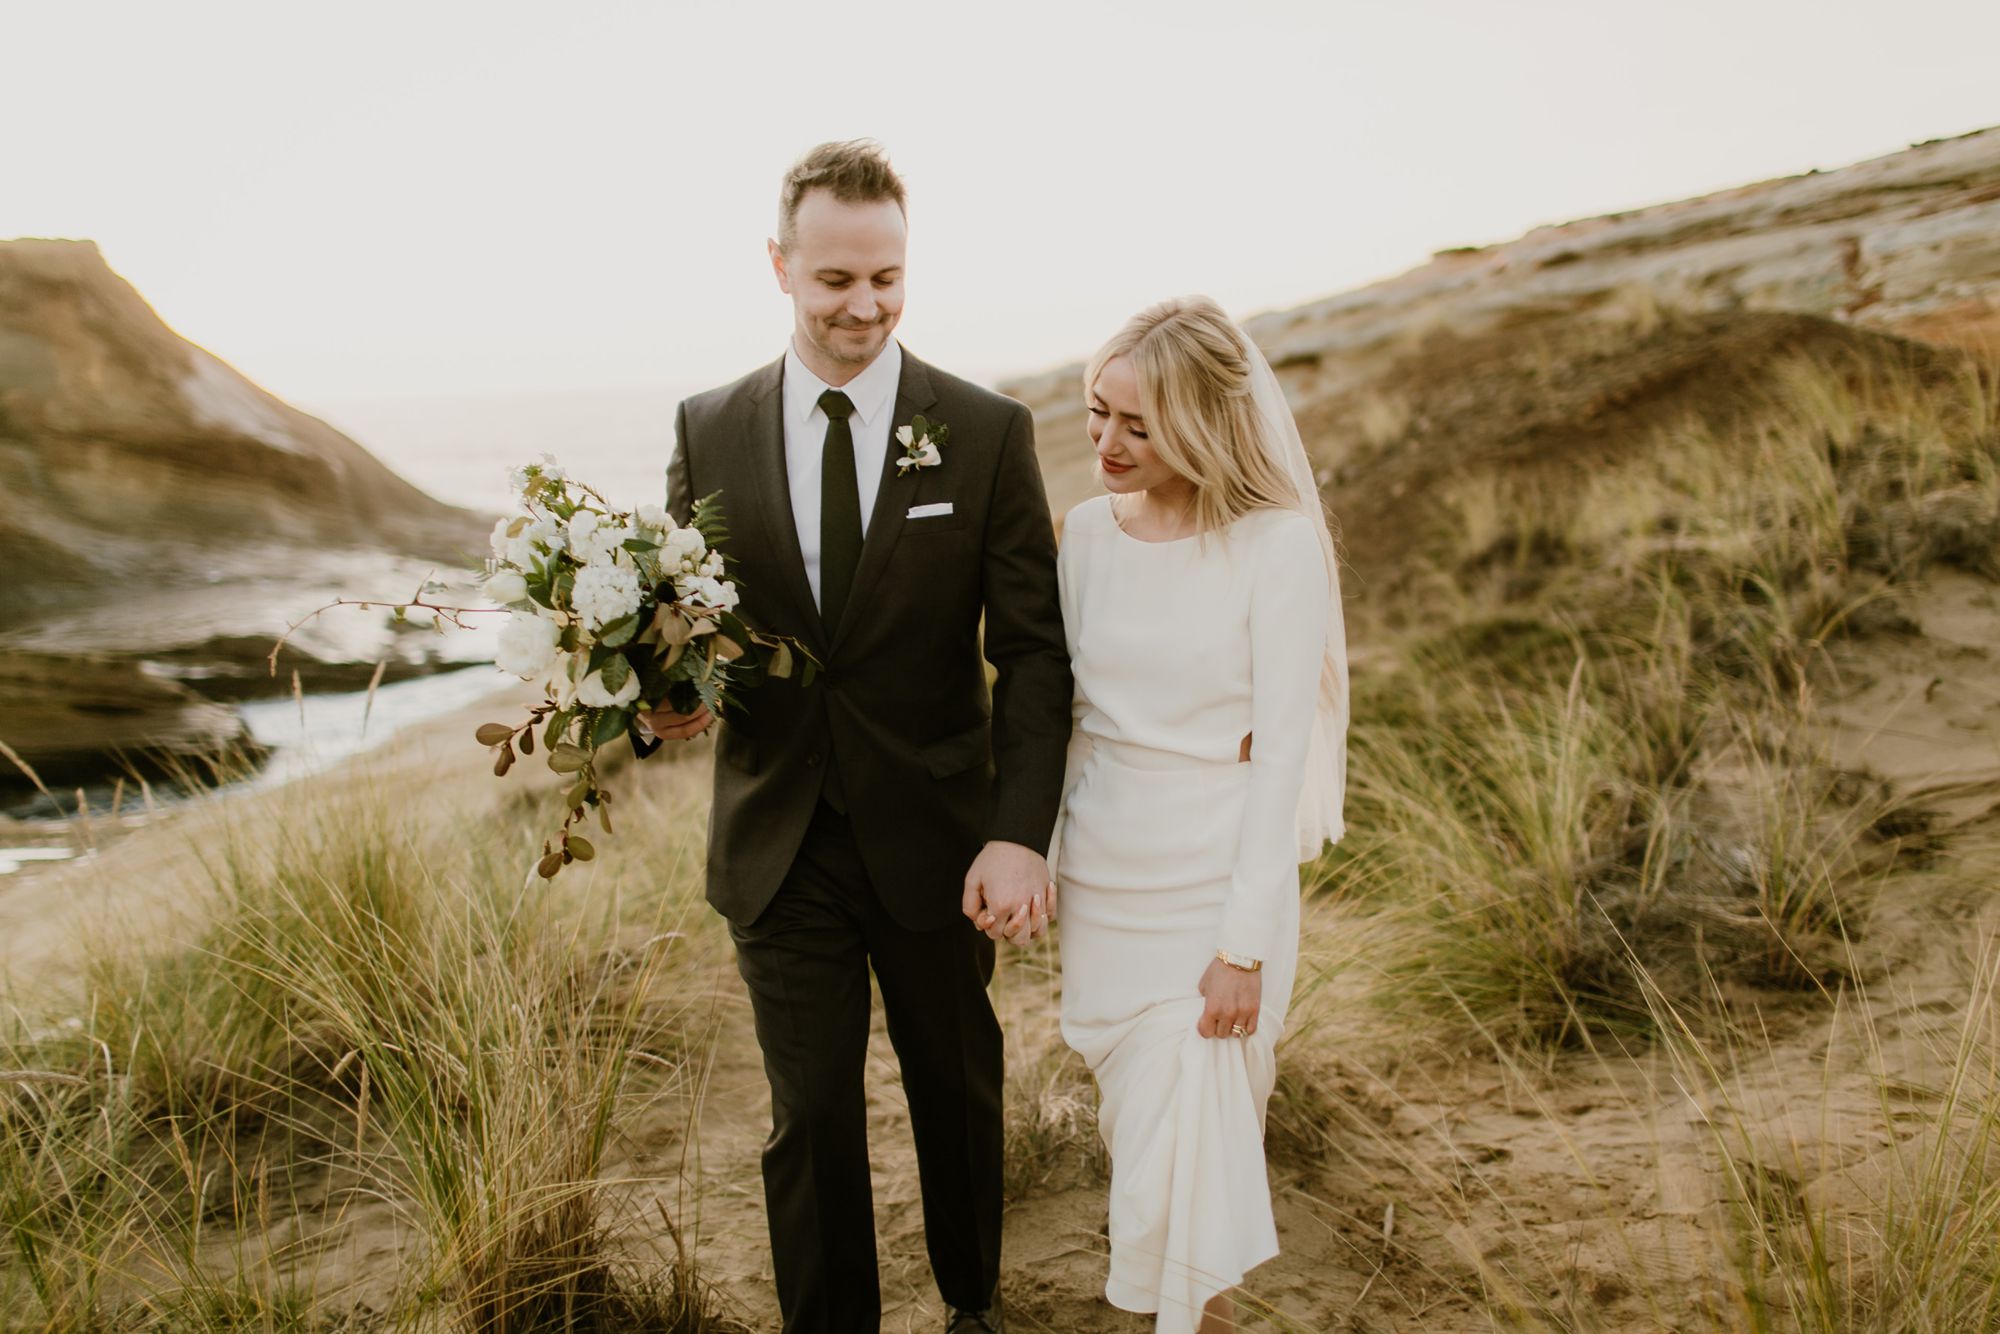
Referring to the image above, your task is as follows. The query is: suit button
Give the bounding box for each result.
[806,752,822,768]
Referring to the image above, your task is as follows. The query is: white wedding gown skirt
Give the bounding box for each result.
[1057,736,1301,1331]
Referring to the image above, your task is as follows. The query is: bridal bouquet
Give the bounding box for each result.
[475,457,809,878]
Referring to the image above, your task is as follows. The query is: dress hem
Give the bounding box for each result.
[1101,1243,1280,1322]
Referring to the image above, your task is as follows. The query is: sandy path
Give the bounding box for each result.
[5,565,1994,1332]
[634,566,2000,1332]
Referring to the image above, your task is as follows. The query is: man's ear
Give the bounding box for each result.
[768,239,791,295]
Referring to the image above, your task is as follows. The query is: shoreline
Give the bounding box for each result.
[0,663,522,875]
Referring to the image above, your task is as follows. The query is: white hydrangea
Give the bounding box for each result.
[567,510,633,567]
[576,665,642,708]
[572,562,643,631]
[494,610,561,678]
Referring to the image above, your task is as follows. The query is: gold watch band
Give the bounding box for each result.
[1215,948,1263,973]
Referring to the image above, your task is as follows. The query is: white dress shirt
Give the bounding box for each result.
[782,338,903,611]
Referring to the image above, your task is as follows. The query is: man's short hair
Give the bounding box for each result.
[777,140,907,252]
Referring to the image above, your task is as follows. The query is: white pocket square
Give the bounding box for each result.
[906,501,954,519]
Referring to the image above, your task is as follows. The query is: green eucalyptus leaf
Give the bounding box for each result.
[598,613,638,648]
[599,653,632,693]
[591,705,631,748]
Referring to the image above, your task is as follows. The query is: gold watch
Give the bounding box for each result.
[1215,949,1263,973]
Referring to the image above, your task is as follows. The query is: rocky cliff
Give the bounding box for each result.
[0,239,484,614]
[0,240,491,790]
[1007,124,2000,541]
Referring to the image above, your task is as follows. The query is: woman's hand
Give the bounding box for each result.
[1196,957,1262,1038]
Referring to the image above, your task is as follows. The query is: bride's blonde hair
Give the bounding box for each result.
[1088,295,1349,727]
[1085,295,1304,538]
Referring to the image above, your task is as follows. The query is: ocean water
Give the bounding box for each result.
[310,383,703,516]
[238,661,517,789]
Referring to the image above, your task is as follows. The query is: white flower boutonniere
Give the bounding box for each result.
[895,414,949,476]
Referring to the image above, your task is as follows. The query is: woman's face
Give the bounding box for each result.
[1087,355,1181,495]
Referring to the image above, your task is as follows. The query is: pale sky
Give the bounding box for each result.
[9,0,1999,410]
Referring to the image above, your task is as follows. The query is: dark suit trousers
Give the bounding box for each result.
[729,802,1004,1333]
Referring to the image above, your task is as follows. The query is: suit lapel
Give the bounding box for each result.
[741,356,827,648]
[830,346,938,653]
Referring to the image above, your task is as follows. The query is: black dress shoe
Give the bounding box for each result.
[944,1295,1004,1333]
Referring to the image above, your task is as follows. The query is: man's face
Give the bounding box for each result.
[770,190,907,375]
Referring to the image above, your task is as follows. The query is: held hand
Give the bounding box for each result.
[998,880,1056,947]
[1196,957,1262,1038]
[961,841,1052,944]
[995,872,1061,946]
[635,703,714,741]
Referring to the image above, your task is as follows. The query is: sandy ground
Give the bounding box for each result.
[598,566,2000,1333]
[2,567,1994,1332]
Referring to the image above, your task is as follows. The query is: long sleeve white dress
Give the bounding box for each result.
[1052,493,1331,1332]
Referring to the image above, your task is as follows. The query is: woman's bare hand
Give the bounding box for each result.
[1196,958,1261,1038]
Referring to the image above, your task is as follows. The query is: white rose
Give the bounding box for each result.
[506,515,561,568]
[494,610,561,678]
[540,656,580,708]
[680,575,740,612]
[576,665,642,709]
[571,562,643,631]
[913,442,941,468]
[484,570,529,606]
[635,503,671,532]
[663,526,706,567]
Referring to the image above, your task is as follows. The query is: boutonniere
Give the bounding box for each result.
[895,415,949,476]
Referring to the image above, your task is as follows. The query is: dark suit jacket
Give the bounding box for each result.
[666,345,1073,931]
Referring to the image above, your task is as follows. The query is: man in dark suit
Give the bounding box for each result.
[638,140,1072,1334]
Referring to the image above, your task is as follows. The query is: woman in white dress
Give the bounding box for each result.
[1047,296,1349,1333]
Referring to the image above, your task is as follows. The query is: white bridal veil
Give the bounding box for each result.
[1237,320,1350,857]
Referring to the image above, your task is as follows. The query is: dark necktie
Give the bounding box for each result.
[818,388,862,632]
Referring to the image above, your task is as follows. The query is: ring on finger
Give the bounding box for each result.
[1230,1023,1247,1037]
